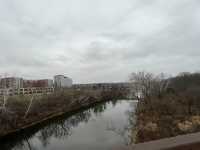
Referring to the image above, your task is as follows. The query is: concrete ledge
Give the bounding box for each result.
[130,132,200,150]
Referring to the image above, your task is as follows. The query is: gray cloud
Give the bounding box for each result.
[0,0,199,83]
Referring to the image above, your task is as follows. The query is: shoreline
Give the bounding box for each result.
[0,97,108,139]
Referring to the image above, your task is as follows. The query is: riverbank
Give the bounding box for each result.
[128,71,200,143]
[0,89,127,138]
[134,94,200,143]
[0,99,135,150]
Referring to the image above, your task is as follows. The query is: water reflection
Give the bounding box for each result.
[37,110,92,147]
[0,100,137,150]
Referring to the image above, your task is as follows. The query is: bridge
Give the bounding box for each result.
[129,132,200,150]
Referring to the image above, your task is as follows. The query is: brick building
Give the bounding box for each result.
[23,79,53,88]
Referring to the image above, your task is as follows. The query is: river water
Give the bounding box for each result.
[1,100,137,150]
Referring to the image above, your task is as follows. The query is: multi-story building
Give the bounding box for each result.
[0,77,23,89]
[23,79,53,88]
[54,75,73,88]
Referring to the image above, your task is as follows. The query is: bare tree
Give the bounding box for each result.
[0,74,15,129]
[24,89,34,118]
[0,73,8,111]
[2,89,8,110]
[129,71,169,101]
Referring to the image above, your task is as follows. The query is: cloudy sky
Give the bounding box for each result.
[0,0,199,83]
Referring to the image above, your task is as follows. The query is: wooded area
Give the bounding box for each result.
[130,72,200,143]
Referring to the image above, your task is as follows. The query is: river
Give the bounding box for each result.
[0,100,137,150]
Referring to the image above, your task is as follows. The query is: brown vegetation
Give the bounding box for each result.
[0,88,127,137]
[130,72,200,143]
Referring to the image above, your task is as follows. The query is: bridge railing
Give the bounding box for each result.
[129,132,200,150]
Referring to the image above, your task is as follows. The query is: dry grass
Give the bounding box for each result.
[135,93,200,143]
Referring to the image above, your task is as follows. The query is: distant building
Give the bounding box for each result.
[54,75,73,88]
[0,77,23,89]
[23,79,53,88]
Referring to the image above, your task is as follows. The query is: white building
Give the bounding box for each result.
[54,75,73,88]
[0,77,23,89]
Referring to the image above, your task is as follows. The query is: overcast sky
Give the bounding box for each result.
[0,0,199,83]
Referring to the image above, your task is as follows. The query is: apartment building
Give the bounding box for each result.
[54,75,73,88]
[23,79,53,88]
[0,77,23,89]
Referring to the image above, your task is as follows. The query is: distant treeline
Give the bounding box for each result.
[168,72,200,96]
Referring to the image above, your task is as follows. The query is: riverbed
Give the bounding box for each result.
[0,100,137,150]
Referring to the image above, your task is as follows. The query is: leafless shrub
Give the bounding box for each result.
[129,71,169,101]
